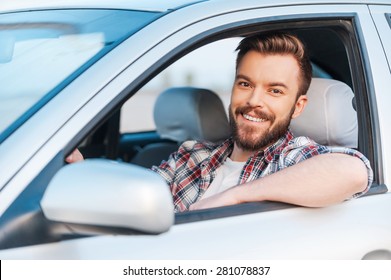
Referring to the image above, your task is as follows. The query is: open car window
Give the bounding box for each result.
[114,18,384,221]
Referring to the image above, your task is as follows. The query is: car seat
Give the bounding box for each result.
[290,77,358,148]
[130,87,231,167]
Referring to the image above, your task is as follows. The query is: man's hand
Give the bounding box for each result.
[65,149,84,163]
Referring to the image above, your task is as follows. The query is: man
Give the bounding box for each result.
[67,33,372,213]
[151,32,372,212]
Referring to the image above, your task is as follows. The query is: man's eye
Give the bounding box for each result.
[238,81,250,87]
[269,88,283,95]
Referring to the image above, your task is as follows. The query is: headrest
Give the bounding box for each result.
[290,78,358,148]
[153,87,231,143]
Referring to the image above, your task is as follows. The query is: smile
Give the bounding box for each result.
[243,114,266,123]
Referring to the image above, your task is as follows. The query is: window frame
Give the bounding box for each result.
[74,14,385,222]
[103,15,386,222]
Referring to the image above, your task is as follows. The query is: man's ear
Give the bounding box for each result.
[291,95,308,119]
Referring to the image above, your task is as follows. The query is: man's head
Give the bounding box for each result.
[229,32,312,152]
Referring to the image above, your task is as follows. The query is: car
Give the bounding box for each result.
[0,0,391,260]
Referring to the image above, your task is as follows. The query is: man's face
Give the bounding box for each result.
[229,51,307,152]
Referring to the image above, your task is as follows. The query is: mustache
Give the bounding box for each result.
[234,105,275,122]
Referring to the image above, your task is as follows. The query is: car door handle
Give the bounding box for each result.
[362,249,391,260]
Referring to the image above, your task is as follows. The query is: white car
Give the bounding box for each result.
[0,0,390,259]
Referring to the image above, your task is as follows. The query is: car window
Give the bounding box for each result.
[0,9,162,143]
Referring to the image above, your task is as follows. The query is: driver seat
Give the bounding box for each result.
[290,78,358,148]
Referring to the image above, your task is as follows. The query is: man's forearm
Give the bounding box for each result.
[234,153,368,207]
[189,153,369,211]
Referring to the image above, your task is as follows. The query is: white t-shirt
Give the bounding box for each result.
[201,157,245,200]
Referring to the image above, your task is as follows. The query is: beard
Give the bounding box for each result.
[228,104,294,152]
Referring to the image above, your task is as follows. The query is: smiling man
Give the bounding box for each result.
[152,32,373,212]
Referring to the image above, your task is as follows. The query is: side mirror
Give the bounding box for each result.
[41,159,174,234]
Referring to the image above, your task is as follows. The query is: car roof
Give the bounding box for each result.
[0,0,390,13]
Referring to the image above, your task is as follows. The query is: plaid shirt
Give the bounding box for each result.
[152,130,373,212]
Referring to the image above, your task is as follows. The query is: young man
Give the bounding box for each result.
[151,32,373,212]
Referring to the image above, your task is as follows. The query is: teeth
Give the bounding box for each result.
[243,114,265,122]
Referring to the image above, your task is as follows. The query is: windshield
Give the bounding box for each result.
[0,9,162,142]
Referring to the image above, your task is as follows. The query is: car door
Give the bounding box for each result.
[1,2,391,259]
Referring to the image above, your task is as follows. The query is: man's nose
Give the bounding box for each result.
[247,88,265,107]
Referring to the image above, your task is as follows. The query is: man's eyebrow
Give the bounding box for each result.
[235,74,252,81]
[268,82,289,89]
[236,74,289,90]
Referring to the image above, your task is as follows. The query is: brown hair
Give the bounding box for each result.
[235,32,312,97]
